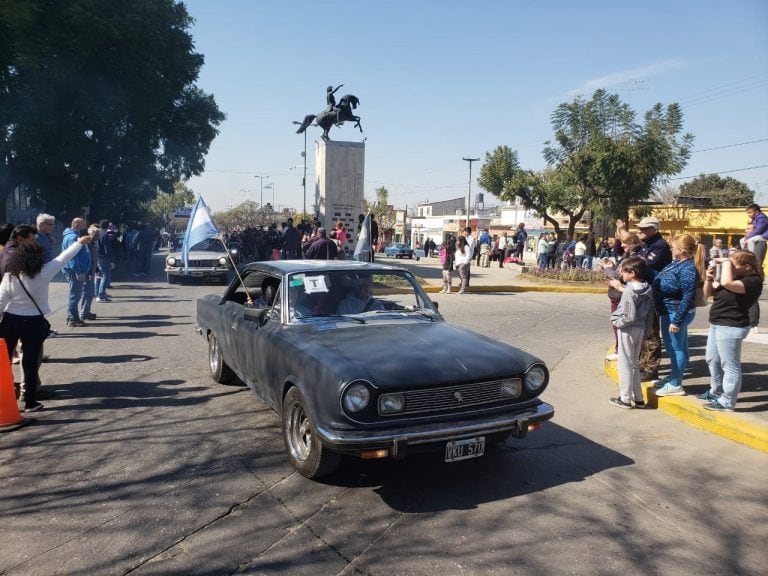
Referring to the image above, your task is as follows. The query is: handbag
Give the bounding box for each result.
[12,275,53,338]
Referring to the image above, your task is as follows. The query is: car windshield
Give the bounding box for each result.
[283,269,437,322]
[185,238,224,252]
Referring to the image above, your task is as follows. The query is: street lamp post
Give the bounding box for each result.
[462,157,479,229]
[254,174,269,208]
[302,131,307,217]
[264,182,274,208]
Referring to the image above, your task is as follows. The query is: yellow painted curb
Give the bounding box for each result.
[603,357,768,454]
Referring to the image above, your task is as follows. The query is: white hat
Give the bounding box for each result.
[637,216,660,229]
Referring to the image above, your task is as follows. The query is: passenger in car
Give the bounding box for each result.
[336,275,385,314]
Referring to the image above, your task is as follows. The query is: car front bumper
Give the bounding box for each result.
[165,266,229,277]
[315,402,554,458]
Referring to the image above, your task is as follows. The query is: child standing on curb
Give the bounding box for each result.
[608,256,654,409]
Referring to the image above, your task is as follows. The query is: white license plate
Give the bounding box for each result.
[444,436,485,462]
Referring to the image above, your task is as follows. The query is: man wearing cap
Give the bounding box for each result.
[304,227,338,260]
[636,216,672,380]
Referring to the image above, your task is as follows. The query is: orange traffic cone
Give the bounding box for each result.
[0,339,32,432]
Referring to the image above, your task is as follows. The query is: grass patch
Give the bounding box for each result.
[520,268,607,284]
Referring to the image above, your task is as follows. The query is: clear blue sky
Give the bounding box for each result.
[183,0,768,213]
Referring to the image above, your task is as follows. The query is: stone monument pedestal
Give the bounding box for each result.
[315,140,365,235]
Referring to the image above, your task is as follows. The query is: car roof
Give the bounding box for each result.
[240,259,409,276]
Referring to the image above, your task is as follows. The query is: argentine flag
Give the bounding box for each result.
[182,197,220,272]
[353,212,371,262]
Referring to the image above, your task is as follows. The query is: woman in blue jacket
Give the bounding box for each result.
[652,234,707,396]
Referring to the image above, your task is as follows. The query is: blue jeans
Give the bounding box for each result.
[80,274,95,316]
[660,309,695,387]
[705,323,750,408]
[537,253,548,269]
[64,272,85,321]
[96,257,111,298]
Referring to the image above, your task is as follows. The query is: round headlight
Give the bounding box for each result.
[166,257,176,266]
[378,393,405,415]
[342,381,371,413]
[524,364,548,393]
[218,256,227,266]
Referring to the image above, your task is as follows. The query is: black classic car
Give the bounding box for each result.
[195,260,554,478]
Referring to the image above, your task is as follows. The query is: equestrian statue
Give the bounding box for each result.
[294,84,363,141]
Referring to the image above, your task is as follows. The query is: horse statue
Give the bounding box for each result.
[294,94,363,141]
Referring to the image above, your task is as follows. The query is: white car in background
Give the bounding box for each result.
[165,238,232,284]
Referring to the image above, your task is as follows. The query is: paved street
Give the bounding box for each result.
[1,255,766,576]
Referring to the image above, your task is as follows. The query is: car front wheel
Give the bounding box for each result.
[282,387,340,478]
[207,332,236,385]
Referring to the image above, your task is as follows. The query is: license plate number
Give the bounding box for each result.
[444,436,485,462]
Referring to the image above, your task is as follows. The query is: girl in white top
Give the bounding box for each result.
[454,236,472,294]
[0,235,92,411]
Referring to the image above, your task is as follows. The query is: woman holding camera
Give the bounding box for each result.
[700,250,763,411]
[0,233,92,412]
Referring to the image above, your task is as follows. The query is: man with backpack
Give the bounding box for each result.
[95,219,116,302]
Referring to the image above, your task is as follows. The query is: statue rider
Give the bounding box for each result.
[326,84,343,113]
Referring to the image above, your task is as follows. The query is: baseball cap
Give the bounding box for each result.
[637,216,660,229]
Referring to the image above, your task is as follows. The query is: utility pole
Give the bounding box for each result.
[462,157,479,229]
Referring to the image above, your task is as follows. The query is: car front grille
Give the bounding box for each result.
[390,379,522,416]
[186,259,219,268]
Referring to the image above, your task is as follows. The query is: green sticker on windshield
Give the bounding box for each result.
[289,278,304,287]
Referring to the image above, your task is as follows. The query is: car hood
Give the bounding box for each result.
[305,322,541,388]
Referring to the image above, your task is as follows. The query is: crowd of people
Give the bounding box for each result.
[0,214,165,413]
[222,213,379,262]
[600,206,765,413]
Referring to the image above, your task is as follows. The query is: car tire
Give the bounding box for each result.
[167,273,177,284]
[207,332,236,385]
[282,387,340,479]
[408,254,413,259]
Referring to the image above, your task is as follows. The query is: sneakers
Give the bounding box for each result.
[696,390,720,401]
[651,376,671,388]
[605,353,618,361]
[703,400,734,412]
[634,401,646,409]
[655,383,686,397]
[66,319,88,327]
[640,371,658,381]
[97,297,111,303]
[82,312,97,320]
[609,397,633,409]
[24,402,43,413]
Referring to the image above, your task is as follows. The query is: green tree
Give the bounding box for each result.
[363,186,396,236]
[146,182,195,230]
[543,90,694,221]
[678,174,754,206]
[0,0,225,223]
[477,146,583,239]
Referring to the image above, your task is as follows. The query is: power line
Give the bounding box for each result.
[693,138,768,153]
[670,164,768,181]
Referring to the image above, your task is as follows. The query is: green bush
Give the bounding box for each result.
[521,267,607,284]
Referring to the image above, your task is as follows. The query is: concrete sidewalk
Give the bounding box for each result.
[386,252,768,454]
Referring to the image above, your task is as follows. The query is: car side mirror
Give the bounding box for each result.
[244,306,268,325]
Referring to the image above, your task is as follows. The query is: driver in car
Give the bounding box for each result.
[336,275,385,314]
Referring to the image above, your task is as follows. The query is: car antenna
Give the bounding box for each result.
[217,236,254,304]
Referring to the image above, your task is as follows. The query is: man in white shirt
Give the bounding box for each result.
[337,276,385,314]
